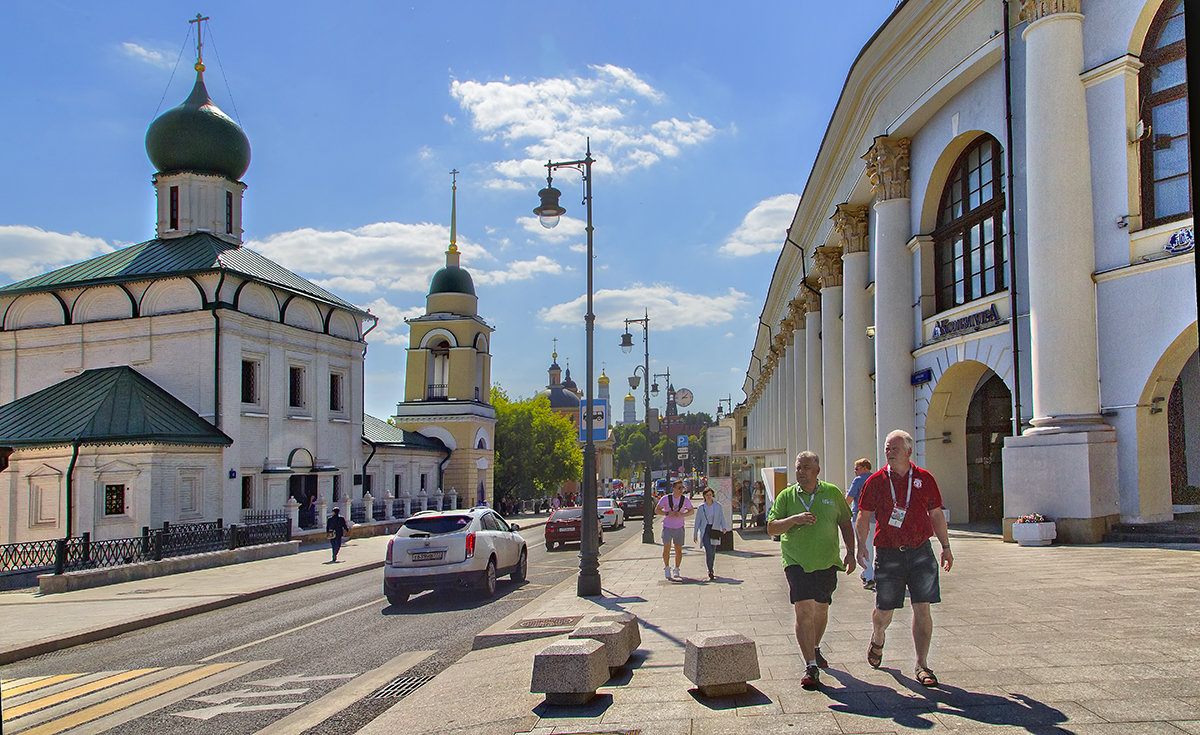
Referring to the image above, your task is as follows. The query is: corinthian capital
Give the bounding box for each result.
[813,245,844,289]
[788,298,806,326]
[831,204,870,253]
[1019,0,1082,23]
[802,283,821,313]
[862,136,911,201]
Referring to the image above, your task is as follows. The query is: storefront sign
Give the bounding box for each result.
[931,303,1001,339]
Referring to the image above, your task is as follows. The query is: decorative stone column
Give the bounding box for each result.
[773,337,788,454]
[863,135,915,463]
[1002,0,1118,543]
[789,299,808,461]
[815,244,846,489]
[781,317,797,466]
[803,284,825,462]
[834,204,876,476]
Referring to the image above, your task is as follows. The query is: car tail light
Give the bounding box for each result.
[386,538,394,565]
[465,531,476,558]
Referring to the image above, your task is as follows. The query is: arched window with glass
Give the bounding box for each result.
[1139,0,1189,229]
[933,135,1007,312]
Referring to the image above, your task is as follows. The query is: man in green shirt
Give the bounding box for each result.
[767,451,856,690]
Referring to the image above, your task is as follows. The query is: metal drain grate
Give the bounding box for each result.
[511,615,583,629]
[368,674,437,700]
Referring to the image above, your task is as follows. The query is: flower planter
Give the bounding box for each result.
[1012,521,1056,546]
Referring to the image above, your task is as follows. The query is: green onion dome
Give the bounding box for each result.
[146,71,251,181]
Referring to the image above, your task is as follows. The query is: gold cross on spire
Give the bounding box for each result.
[449,169,459,252]
[189,13,210,72]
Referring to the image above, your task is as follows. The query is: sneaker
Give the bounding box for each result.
[663,566,672,580]
[863,579,876,591]
[708,572,716,581]
[801,664,820,690]
[814,646,828,668]
[672,567,682,580]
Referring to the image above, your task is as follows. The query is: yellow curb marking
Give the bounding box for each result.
[1,675,85,699]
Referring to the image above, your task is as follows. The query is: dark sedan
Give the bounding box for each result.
[616,492,648,519]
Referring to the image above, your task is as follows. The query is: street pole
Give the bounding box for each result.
[534,141,601,598]
[621,311,656,544]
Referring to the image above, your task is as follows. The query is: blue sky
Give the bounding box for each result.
[0,1,899,423]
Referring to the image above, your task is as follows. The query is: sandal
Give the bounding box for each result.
[915,666,938,687]
[867,639,884,668]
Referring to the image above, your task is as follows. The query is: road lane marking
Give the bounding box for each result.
[3,669,158,719]
[189,687,310,704]
[252,650,435,735]
[2,675,84,699]
[174,701,307,720]
[15,662,243,735]
[199,598,382,662]
[246,673,358,687]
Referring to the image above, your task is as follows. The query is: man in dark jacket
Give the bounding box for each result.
[327,507,350,562]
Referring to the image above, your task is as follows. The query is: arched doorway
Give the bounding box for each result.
[965,374,1012,522]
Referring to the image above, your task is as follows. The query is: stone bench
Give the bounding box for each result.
[683,630,760,697]
[530,638,609,705]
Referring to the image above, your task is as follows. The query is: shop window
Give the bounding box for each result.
[1139,0,1189,228]
[933,136,1007,312]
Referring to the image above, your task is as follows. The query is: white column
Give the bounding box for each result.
[804,288,825,462]
[1021,4,1103,431]
[783,335,797,465]
[1001,0,1118,544]
[835,204,876,477]
[790,302,808,459]
[864,136,915,465]
[816,245,846,490]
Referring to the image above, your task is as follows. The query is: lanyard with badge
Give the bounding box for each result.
[796,486,817,517]
[885,464,912,528]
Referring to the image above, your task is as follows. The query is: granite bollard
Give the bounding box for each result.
[683,630,760,697]
[569,621,628,672]
[530,638,609,705]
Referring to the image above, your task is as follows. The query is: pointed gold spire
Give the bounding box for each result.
[189,13,209,73]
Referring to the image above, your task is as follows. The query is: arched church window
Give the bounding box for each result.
[427,339,450,400]
[933,135,1006,312]
[1139,0,1189,228]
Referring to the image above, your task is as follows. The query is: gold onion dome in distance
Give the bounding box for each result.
[145,63,251,181]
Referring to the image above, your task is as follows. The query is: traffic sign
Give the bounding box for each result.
[677,435,688,448]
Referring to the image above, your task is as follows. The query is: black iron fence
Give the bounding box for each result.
[0,517,291,577]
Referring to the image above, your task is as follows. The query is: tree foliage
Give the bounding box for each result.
[492,386,582,501]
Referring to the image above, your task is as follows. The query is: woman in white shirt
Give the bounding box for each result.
[693,487,731,580]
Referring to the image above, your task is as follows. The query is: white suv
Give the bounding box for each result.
[384,507,527,605]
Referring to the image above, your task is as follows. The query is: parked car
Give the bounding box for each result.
[544,507,604,550]
[617,492,646,519]
[597,498,625,530]
[384,507,527,605]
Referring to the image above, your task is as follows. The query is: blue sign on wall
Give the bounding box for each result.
[911,368,933,386]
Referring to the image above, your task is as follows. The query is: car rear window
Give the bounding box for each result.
[550,508,582,520]
[403,515,472,534]
[597,499,613,508]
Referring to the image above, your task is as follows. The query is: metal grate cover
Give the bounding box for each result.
[512,615,583,629]
[368,674,437,700]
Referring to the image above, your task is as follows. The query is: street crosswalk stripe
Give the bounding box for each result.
[3,668,200,733]
[4,669,160,719]
[2,675,86,699]
[3,676,54,691]
[15,662,242,735]
[5,673,117,708]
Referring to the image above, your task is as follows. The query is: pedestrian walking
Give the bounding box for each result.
[326,506,350,563]
[655,479,694,580]
[692,487,730,580]
[846,458,875,590]
[767,451,856,691]
[855,429,953,688]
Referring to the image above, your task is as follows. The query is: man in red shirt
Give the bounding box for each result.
[855,429,953,687]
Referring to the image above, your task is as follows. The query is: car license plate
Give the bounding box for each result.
[410,551,445,562]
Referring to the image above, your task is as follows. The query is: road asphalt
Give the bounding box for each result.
[5,515,1200,734]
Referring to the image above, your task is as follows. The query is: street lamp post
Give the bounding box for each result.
[716,395,733,421]
[621,310,655,544]
[532,140,601,598]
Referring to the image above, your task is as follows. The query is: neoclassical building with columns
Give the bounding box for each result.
[739,0,1193,542]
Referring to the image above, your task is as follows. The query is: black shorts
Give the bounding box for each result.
[874,541,940,610]
[784,565,838,604]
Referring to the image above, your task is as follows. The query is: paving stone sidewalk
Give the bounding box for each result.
[360,527,1200,734]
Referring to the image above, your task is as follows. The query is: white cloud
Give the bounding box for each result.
[450,64,716,186]
[120,42,174,69]
[362,298,424,347]
[539,284,749,331]
[718,194,800,257]
[0,226,116,284]
[474,255,563,286]
[246,222,492,295]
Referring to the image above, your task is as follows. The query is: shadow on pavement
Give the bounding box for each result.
[817,668,1069,731]
[532,692,614,719]
[380,580,530,615]
[688,683,772,710]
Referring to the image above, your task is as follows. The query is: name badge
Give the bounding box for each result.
[888,507,907,528]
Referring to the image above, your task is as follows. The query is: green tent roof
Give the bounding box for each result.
[362,414,447,450]
[0,232,367,316]
[0,366,231,448]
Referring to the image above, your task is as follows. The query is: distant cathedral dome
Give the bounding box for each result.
[145,71,251,181]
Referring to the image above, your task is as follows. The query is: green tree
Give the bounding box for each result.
[491,386,582,503]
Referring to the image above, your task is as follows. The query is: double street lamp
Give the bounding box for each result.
[532,140,601,598]
[620,310,656,544]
